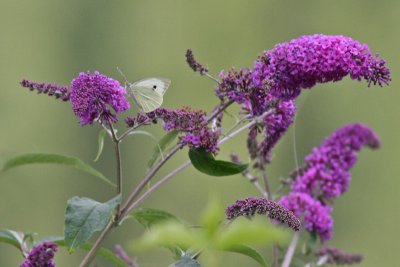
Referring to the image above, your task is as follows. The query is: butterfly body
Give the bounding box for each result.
[126,78,171,113]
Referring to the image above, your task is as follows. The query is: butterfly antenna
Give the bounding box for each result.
[116,67,130,85]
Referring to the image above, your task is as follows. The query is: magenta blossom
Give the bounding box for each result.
[70,71,130,125]
[252,34,391,100]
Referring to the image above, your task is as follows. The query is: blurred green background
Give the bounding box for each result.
[0,0,398,266]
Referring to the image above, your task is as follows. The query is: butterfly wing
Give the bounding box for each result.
[128,78,171,113]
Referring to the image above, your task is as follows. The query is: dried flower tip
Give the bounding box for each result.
[186,49,208,75]
[20,242,58,267]
[20,79,71,101]
[317,247,363,265]
[226,197,301,231]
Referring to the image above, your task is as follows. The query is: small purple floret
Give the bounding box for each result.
[70,71,130,125]
[280,192,333,242]
[292,123,380,199]
[252,34,391,100]
[226,197,301,231]
[20,242,58,267]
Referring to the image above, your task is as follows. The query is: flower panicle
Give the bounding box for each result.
[70,71,130,126]
[20,79,71,101]
[226,197,301,231]
[20,242,58,267]
[127,107,219,153]
[252,34,391,100]
[280,192,333,242]
[292,123,380,199]
[317,247,363,265]
[185,48,208,75]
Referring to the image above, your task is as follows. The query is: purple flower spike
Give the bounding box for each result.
[317,247,363,265]
[280,193,333,242]
[292,123,380,199]
[226,197,301,231]
[20,79,71,101]
[70,71,130,125]
[252,34,391,100]
[20,242,58,267]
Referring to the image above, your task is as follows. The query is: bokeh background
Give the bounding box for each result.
[0,0,398,266]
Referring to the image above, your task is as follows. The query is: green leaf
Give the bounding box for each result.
[38,236,129,267]
[147,130,179,169]
[64,195,121,252]
[168,256,202,267]
[94,130,107,162]
[215,217,287,249]
[188,149,248,176]
[201,199,223,237]
[225,245,269,267]
[132,208,179,228]
[0,229,24,251]
[136,221,204,250]
[1,153,115,187]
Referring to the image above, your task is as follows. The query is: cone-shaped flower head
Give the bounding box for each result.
[70,71,130,125]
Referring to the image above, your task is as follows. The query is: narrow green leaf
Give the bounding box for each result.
[0,229,24,251]
[225,245,269,267]
[38,237,129,267]
[1,153,115,187]
[188,149,248,176]
[64,195,121,252]
[147,130,179,169]
[168,256,202,267]
[94,130,107,162]
[132,208,179,228]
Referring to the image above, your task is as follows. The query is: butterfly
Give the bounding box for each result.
[126,77,171,113]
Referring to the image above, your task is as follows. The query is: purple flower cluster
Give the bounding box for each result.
[317,247,363,265]
[217,68,273,116]
[20,242,57,267]
[252,34,391,100]
[70,71,130,125]
[292,123,380,199]
[280,193,333,242]
[226,197,301,231]
[259,100,296,162]
[280,123,380,242]
[20,79,70,101]
[127,107,219,153]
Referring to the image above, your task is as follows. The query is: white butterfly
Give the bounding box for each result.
[126,77,171,113]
